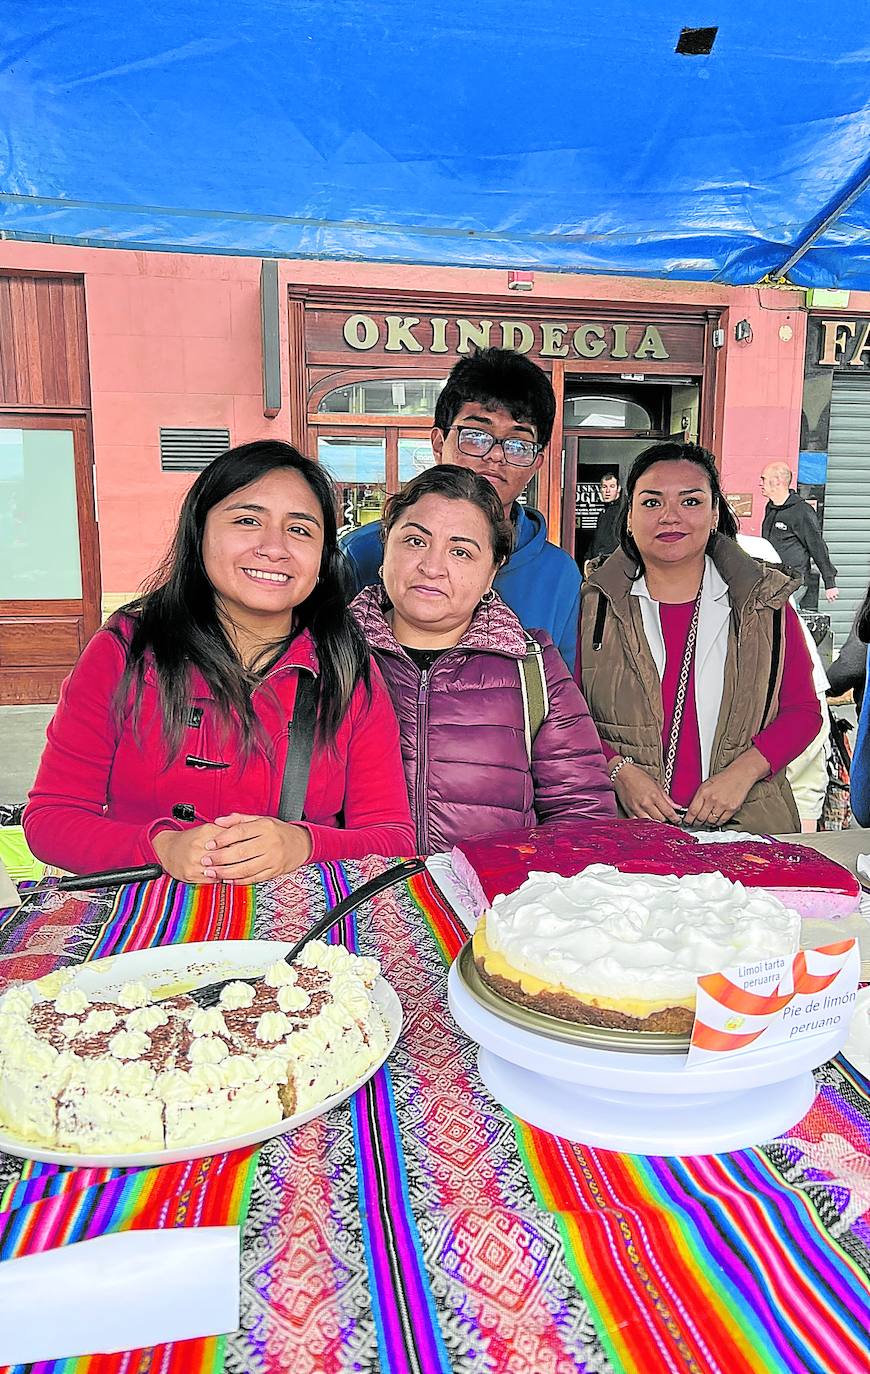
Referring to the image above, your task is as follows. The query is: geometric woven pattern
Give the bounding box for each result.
[1,864,869,1373]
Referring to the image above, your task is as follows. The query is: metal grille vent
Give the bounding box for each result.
[159,427,230,471]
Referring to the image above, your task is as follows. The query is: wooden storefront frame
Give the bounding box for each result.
[290,285,725,543]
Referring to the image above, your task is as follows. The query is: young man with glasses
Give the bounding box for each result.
[340,348,582,670]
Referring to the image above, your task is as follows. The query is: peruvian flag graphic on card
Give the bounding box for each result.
[686,940,859,1068]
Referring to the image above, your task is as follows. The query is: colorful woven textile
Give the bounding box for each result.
[1,863,869,1374]
[0,877,255,985]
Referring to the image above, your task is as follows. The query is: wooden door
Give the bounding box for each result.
[0,414,101,704]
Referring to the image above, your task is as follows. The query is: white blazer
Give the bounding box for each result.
[629,555,731,781]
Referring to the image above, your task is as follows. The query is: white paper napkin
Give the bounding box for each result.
[0,1226,240,1365]
[856,854,870,883]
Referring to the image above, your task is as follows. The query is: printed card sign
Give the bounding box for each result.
[686,940,859,1068]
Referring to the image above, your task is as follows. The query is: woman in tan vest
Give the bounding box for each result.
[579,443,821,834]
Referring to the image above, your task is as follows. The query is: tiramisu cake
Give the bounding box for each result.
[0,941,387,1153]
[472,865,802,1032]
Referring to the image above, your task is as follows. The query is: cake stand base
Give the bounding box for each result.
[477,1048,817,1155]
[448,958,847,1156]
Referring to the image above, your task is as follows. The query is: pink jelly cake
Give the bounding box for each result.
[450,819,861,920]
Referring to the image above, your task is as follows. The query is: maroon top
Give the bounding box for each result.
[598,601,820,801]
[352,585,615,854]
[659,600,702,807]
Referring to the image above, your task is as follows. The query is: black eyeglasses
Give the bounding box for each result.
[449,426,542,468]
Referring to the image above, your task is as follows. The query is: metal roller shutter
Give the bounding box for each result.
[822,374,870,646]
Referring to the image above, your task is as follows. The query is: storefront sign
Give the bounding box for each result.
[340,313,671,361]
[727,492,753,517]
[817,318,870,368]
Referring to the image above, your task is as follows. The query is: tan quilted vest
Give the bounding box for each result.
[580,536,802,833]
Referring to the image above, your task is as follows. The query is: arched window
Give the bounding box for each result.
[317,379,445,416]
[564,395,652,429]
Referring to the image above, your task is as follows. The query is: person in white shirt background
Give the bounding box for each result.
[738,533,830,832]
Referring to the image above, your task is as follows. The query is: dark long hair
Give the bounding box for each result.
[618,441,739,574]
[381,464,514,566]
[114,441,369,755]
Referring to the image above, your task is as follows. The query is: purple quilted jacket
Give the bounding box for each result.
[351,586,616,854]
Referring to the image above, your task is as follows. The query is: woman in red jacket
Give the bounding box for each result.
[351,466,614,853]
[24,442,414,881]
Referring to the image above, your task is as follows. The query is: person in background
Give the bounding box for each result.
[827,611,866,711]
[738,532,831,832]
[760,462,838,607]
[341,348,582,671]
[579,442,822,833]
[24,442,414,881]
[588,470,622,561]
[845,583,870,826]
[351,465,615,854]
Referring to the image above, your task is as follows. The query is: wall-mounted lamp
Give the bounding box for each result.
[734,319,753,343]
[507,270,535,291]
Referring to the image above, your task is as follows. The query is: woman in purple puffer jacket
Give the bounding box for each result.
[351,466,615,854]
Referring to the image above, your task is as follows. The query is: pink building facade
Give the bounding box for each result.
[1,239,857,702]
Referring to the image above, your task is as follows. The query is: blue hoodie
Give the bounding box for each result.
[851,645,870,826]
[340,505,582,671]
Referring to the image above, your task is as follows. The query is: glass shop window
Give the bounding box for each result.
[318,379,445,416]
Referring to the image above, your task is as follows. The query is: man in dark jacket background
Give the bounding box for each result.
[588,471,622,561]
[760,462,839,607]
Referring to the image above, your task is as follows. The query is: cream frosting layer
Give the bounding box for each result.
[485,864,801,1002]
[0,945,387,1154]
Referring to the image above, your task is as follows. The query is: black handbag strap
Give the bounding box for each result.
[760,607,784,728]
[278,673,319,822]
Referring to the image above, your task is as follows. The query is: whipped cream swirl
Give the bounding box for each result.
[485,865,801,1001]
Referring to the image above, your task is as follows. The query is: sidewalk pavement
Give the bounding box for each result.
[0,706,54,804]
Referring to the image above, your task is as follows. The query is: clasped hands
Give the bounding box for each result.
[612,748,769,828]
[153,813,313,884]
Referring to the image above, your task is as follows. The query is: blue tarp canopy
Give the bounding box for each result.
[2,1,869,286]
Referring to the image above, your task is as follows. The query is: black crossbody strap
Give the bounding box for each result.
[278,672,319,822]
[592,593,608,651]
[760,607,784,728]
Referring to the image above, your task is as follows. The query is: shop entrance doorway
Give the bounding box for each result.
[559,380,700,569]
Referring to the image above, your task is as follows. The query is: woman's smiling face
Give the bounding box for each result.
[382,492,499,646]
[202,468,324,635]
[628,459,717,571]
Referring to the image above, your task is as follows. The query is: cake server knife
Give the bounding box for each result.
[13,864,164,915]
[188,857,426,1009]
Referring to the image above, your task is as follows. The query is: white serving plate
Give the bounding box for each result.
[841,985,870,1080]
[0,940,402,1168]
